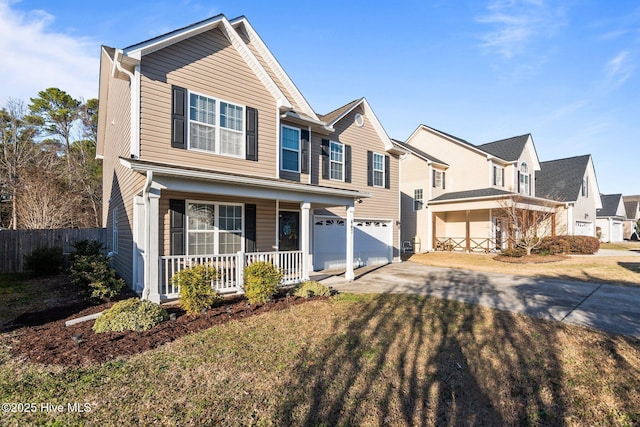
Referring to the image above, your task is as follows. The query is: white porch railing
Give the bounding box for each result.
[159,250,304,300]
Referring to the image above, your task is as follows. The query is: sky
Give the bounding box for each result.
[1,0,638,195]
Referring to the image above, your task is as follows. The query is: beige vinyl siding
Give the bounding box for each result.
[399,154,430,249]
[312,106,400,258]
[99,61,146,286]
[439,210,491,240]
[139,28,277,178]
[159,192,278,256]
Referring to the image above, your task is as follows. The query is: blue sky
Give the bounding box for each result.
[1,0,638,195]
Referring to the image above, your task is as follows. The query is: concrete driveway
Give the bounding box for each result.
[323,262,640,338]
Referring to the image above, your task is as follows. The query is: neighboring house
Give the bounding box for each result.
[623,195,640,240]
[398,125,562,252]
[536,155,602,237]
[596,194,626,242]
[97,15,402,302]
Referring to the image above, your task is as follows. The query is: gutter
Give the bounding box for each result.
[141,170,153,300]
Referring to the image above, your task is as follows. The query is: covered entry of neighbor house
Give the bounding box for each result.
[313,216,393,270]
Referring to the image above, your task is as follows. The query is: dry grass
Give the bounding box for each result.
[601,241,640,251]
[1,294,639,426]
[409,252,640,287]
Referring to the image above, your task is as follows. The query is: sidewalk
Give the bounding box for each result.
[322,261,640,338]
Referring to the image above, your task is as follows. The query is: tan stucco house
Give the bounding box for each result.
[98,15,402,302]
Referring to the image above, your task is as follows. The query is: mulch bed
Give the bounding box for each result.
[494,254,568,264]
[3,291,321,367]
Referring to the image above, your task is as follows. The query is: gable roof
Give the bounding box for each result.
[120,14,293,110]
[597,194,626,218]
[624,200,640,220]
[320,98,395,152]
[391,139,448,166]
[430,187,512,202]
[477,134,530,162]
[535,155,591,201]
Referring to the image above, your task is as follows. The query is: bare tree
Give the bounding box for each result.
[0,99,37,229]
[494,196,560,255]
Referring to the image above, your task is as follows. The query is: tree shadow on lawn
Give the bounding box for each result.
[275,270,573,426]
[619,262,640,275]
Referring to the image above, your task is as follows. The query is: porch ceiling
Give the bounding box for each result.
[121,157,370,206]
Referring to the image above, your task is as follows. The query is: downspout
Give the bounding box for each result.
[141,170,153,300]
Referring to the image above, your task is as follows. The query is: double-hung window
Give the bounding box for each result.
[520,162,530,196]
[414,189,423,211]
[373,152,385,187]
[493,166,504,187]
[433,170,444,189]
[281,125,300,172]
[188,92,244,157]
[330,141,344,181]
[187,202,243,255]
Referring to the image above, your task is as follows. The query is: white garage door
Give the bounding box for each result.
[313,217,393,270]
[612,221,624,242]
[574,221,593,236]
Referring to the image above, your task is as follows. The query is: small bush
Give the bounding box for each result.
[243,261,283,304]
[70,254,125,302]
[24,246,63,276]
[293,281,331,298]
[538,236,600,255]
[69,239,104,263]
[171,264,222,315]
[93,298,168,333]
[537,237,571,255]
[501,247,527,258]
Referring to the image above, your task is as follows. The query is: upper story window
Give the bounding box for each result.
[582,176,588,197]
[519,162,530,196]
[414,189,423,211]
[493,166,504,187]
[432,169,445,189]
[188,92,244,157]
[373,152,385,187]
[281,125,300,172]
[330,141,344,181]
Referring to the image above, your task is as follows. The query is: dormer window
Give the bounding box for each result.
[519,162,530,196]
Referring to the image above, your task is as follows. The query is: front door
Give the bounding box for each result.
[279,211,299,251]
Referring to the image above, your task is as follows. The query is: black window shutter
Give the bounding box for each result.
[501,168,505,187]
[345,144,352,183]
[442,171,445,190]
[493,166,497,186]
[529,176,532,196]
[321,139,330,179]
[517,171,521,193]
[432,169,436,188]
[169,199,186,255]
[245,204,257,253]
[171,86,187,149]
[385,155,390,189]
[367,151,373,186]
[245,107,258,161]
[301,130,310,174]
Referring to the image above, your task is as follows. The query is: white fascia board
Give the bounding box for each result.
[429,193,564,207]
[119,158,371,200]
[524,135,541,171]
[327,98,394,152]
[231,17,318,120]
[410,125,490,159]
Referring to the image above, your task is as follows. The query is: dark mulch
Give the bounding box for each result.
[494,254,568,264]
[3,289,320,367]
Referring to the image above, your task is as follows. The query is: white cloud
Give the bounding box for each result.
[0,0,99,105]
[476,0,566,58]
[605,51,634,88]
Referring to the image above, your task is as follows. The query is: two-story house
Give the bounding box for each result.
[399,125,562,252]
[623,195,640,240]
[596,194,627,242]
[97,15,402,302]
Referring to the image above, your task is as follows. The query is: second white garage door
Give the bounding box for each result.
[313,217,393,270]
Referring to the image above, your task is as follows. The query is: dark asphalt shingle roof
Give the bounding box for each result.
[535,155,591,201]
[476,134,530,162]
[597,194,625,218]
[391,139,448,166]
[430,188,512,202]
[318,98,363,125]
[624,200,640,220]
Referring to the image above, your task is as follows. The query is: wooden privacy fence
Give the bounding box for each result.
[0,228,107,273]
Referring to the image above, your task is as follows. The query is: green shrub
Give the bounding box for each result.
[537,237,571,255]
[293,281,331,298]
[69,239,104,263]
[70,254,125,302]
[24,246,63,276]
[170,264,222,315]
[93,298,168,333]
[243,261,283,304]
[501,247,527,258]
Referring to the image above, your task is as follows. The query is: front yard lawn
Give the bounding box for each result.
[0,274,639,426]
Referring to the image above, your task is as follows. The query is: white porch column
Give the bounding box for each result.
[146,190,161,303]
[300,202,311,280]
[345,206,355,281]
[426,206,433,252]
